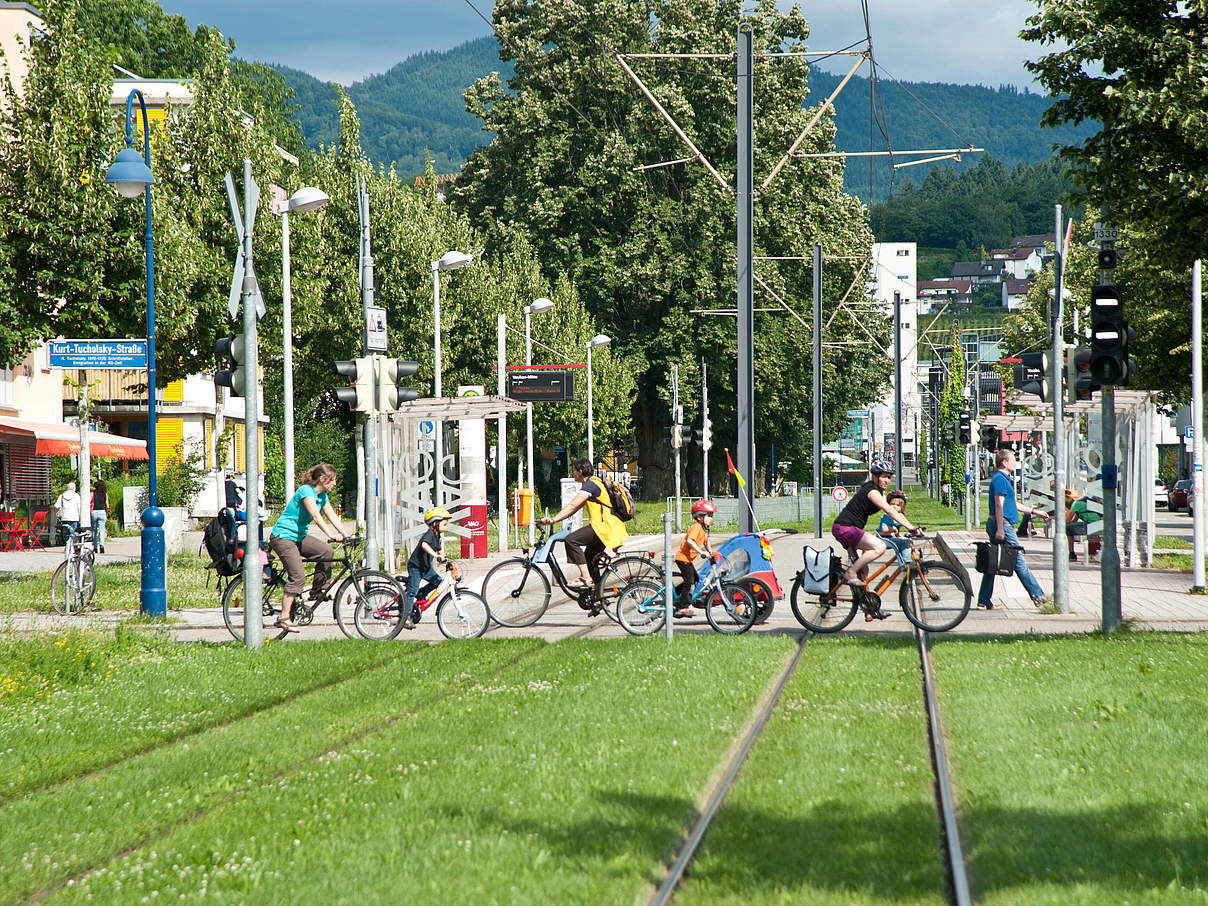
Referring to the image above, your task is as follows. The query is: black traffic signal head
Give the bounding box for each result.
[979,423,998,450]
[376,357,420,412]
[1017,351,1052,401]
[958,410,972,445]
[1098,248,1117,270]
[214,334,248,396]
[1089,285,1132,385]
[334,357,373,411]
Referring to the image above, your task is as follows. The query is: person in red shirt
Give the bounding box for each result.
[673,499,718,618]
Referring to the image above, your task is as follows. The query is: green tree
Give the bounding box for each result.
[938,327,967,507]
[452,0,886,497]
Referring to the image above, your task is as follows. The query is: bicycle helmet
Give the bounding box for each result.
[869,458,894,476]
[424,506,453,524]
[690,499,717,516]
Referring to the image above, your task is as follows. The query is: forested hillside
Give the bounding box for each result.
[276,37,1090,198]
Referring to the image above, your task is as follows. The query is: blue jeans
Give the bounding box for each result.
[91,510,107,548]
[406,564,441,608]
[977,519,1044,606]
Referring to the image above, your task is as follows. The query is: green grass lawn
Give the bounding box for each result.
[1154,535,1193,551]
[931,633,1208,904]
[0,553,216,614]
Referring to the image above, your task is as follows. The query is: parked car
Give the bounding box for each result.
[1171,479,1193,512]
[1155,479,1168,508]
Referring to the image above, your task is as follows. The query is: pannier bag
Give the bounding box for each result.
[800,546,834,594]
[974,541,1022,577]
[201,507,242,577]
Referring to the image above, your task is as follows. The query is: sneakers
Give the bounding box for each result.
[673,608,696,619]
[1032,594,1054,609]
[976,601,995,610]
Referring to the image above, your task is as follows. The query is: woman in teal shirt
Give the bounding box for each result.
[269,463,346,631]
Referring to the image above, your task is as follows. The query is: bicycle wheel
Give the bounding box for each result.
[332,569,399,639]
[704,582,757,635]
[482,557,551,627]
[436,589,490,639]
[51,561,82,615]
[80,558,97,607]
[353,583,409,641]
[899,560,971,633]
[790,573,859,633]
[222,575,289,641]
[739,577,775,624]
[597,554,662,622]
[616,578,667,636]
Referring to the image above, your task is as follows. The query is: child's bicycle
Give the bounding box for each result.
[790,532,971,633]
[354,560,491,640]
[221,536,400,641]
[612,554,756,636]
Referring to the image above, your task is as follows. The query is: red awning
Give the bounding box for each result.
[0,417,149,460]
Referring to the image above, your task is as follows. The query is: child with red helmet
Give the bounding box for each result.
[673,499,718,618]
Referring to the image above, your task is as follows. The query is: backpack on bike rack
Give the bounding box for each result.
[800,546,835,594]
[201,507,241,577]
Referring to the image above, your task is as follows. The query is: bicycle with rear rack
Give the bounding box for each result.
[790,532,971,633]
[354,560,490,640]
[221,536,400,641]
[482,524,661,627]
[51,527,98,615]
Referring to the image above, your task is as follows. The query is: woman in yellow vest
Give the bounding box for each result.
[540,457,628,587]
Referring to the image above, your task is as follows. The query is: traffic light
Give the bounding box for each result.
[700,417,712,451]
[958,410,972,445]
[1065,345,1099,403]
[1089,284,1135,385]
[334,357,374,411]
[979,424,999,451]
[376,356,419,412]
[1017,351,1052,401]
[671,424,684,449]
[214,334,249,397]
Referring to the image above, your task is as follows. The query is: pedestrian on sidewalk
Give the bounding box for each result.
[91,476,108,553]
[978,448,1050,609]
[53,481,81,545]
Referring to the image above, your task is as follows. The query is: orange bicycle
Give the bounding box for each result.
[790,534,971,633]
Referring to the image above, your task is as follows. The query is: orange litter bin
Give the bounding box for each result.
[512,487,533,527]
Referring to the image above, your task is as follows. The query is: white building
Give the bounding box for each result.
[865,242,921,470]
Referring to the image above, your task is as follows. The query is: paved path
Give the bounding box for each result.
[4,529,1206,642]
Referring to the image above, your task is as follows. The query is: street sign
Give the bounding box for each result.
[1093,224,1120,242]
[1186,426,1195,440]
[831,486,849,503]
[48,339,147,369]
[366,305,387,351]
[846,410,869,418]
[420,421,435,435]
[507,369,575,401]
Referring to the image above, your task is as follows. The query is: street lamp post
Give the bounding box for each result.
[524,298,555,543]
[431,250,473,501]
[106,89,164,618]
[586,334,611,466]
[278,187,329,500]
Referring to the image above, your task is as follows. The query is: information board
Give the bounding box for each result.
[507,370,575,401]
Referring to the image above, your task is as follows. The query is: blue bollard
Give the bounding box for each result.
[140,505,167,617]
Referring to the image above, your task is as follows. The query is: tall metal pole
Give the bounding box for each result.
[587,341,595,466]
[432,263,444,501]
[525,307,535,546]
[1052,205,1069,612]
[701,360,709,499]
[672,364,682,531]
[736,26,755,534]
[281,208,295,501]
[1099,212,1121,631]
[358,177,379,570]
[894,290,903,491]
[813,242,823,537]
[498,314,508,553]
[241,159,263,648]
[1192,260,1205,591]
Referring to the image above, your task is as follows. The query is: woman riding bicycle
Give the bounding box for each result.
[831,460,921,615]
[269,463,347,632]
[539,457,627,590]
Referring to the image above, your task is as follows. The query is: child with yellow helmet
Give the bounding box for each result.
[402,507,452,629]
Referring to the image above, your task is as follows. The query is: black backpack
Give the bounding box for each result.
[201,507,241,576]
[599,477,635,522]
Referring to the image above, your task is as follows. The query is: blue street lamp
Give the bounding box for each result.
[105,89,165,618]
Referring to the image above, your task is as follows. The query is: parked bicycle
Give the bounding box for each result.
[51,527,97,615]
[482,524,660,627]
[613,555,756,636]
[354,560,491,640]
[221,536,400,641]
[790,533,971,633]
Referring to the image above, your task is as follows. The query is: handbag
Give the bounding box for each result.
[974,541,1021,576]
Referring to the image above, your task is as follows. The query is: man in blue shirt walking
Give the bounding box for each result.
[979,447,1050,609]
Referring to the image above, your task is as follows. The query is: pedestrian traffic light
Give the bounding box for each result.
[1017,351,1052,401]
[1065,345,1099,403]
[958,410,972,445]
[979,424,998,451]
[376,357,419,412]
[334,357,374,412]
[1089,284,1134,385]
[214,334,249,397]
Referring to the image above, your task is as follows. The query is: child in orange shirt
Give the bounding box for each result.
[674,499,717,618]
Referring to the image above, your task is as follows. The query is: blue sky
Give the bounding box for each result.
[156,0,1042,89]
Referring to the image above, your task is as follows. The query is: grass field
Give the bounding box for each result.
[3,629,1204,904]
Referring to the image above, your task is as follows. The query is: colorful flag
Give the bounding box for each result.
[725,448,746,488]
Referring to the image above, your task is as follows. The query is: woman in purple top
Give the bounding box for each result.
[831,459,921,588]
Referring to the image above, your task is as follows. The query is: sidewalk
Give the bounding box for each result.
[3,530,1206,642]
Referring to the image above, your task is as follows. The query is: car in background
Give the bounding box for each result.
[1155,479,1168,508]
[1171,479,1193,512]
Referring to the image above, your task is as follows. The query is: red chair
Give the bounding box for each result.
[22,510,48,551]
[0,512,22,551]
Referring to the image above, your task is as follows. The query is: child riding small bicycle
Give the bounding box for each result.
[402,507,451,629]
[674,499,718,618]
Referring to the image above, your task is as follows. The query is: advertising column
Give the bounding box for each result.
[458,386,489,557]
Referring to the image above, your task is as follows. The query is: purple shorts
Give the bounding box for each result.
[831,523,866,553]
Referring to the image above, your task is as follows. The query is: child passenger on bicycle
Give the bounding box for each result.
[673,499,718,619]
[269,463,347,632]
[403,507,451,629]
